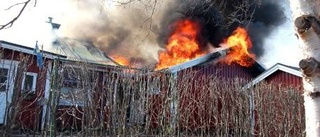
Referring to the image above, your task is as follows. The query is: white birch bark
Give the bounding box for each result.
[289,0,320,136]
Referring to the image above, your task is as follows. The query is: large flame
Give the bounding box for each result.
[111,55,130,66]
[115,20,254,69]
[155,19,206,70]
[223,27,255,67]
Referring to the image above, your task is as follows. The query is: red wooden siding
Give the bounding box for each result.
[173,63,255,129]
[1,47,51,130]
[265,70,302,88]
[190,62,256,81]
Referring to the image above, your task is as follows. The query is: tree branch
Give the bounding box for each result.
[0,0,32,30]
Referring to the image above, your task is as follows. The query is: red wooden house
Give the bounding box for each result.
[0,39,119,131]
[1,38,304,135]
[148,51,303,135]
[0,40,64,130]
[147,49,265,130]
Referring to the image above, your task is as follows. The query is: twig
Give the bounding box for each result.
[0,0,32,30]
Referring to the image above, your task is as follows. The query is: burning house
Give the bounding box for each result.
[0,30,303,136]
[0,0,304,136]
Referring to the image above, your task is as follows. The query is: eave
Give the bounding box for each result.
[0,40,66,59]
[161,47,228,73]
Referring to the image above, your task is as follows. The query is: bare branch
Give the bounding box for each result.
[110,0,135,6]
[0,0,32,30]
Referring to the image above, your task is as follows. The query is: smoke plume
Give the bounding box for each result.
[58,0,286,67]
[58,0,162,67]
[157,0,286,58]
[246,0,286,57]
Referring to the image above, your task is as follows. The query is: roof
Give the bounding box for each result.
[53,38,118,66]
[1,39,119,66]
[158,47,265,78]
[244,61,266,77]
[0,40,66,59]
[163,48,228,73]
[243,63,302,89]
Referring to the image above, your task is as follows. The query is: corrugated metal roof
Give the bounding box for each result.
[55,38,118,66]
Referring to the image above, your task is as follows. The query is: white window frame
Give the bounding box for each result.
[0,67,10,92]
[21,72,37,94]
[0,59,19,124]
[0,60,18,94]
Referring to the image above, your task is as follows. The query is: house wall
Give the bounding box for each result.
[147,63,257,130]
[265,70,302,88]
[191,63,256,80]
[176,63,255,129]
[54,63,112,131]
[248,70,303,136]
[1,48,52,131]
[148,63,303,134]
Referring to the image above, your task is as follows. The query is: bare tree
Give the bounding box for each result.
[289,0,320,136]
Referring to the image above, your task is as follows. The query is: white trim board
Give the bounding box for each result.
[243,63,302,89]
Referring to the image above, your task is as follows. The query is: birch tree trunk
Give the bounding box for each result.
[289,0,320,136]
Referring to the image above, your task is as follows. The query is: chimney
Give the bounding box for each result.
[46,17,61,45]
[47,17,61,29]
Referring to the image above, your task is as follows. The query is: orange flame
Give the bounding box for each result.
[223,27,255,67]
[155,19,206,70]
[111,55,130,66]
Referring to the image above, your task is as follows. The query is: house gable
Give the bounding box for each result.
[243,63,302,89]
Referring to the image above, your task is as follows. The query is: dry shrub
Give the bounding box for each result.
[0,58,305,136]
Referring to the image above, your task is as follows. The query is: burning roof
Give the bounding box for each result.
[153,18,256,71]
[58,0,286,70]
[162,48,227,73]
[157,46,265,77]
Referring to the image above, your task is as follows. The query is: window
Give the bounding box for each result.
[59,66,99,106]
[21,72,37,94]
[0,68,9,92]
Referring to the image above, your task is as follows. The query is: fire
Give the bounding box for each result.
[155,20,255,70]
[155,19,206,70]
[111,55,130,66]
[223,27,255,67]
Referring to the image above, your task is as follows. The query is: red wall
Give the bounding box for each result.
[148,62,258,130]
[148,63,303,132]
[2,48,51,131]
[189,62,256,80]
[265,70,302,88]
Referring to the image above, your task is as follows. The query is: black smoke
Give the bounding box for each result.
[158,0,286,59]
[246,1,286,57]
